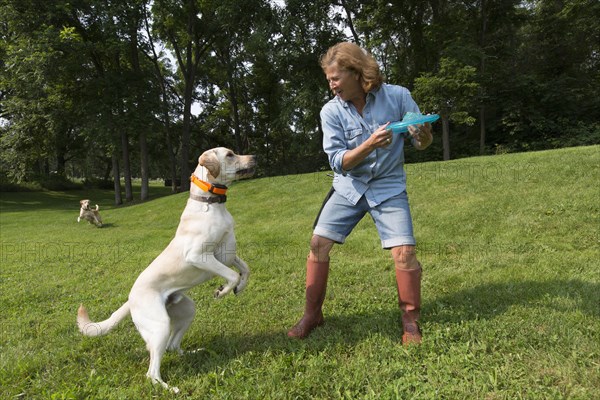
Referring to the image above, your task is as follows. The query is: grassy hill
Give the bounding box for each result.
[1,145,598,399]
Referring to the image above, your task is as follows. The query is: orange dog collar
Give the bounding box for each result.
[190,174,228,196]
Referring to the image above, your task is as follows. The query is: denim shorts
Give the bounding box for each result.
[313,189,416,249]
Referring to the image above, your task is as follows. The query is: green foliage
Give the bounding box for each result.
[1,0,598,186]
[492,0,600,151]
[1,146,599,398]
[413,57,479,124]
[412,58,479,160]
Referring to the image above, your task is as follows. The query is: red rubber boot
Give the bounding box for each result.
[395,264,422,345]
[287,259,329,339]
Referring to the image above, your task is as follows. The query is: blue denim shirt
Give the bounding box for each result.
[320,84,420,207]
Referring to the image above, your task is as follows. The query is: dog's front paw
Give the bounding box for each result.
[234,273,248,295]
[233,284,245,295]
[214,283,237,299]
[214,284,226,298]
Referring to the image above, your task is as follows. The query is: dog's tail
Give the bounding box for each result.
[94,204,99,211]
[77,302,130,337]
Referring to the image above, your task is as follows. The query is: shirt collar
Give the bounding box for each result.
[336,85,381,108]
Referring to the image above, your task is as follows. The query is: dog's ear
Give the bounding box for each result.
[80,200,86,206]
[199,150,221,179]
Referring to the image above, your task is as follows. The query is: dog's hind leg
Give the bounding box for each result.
[130,298,177,392]
[166,293,195,354]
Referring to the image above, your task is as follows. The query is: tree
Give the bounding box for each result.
[2,0,598,193]
[261,0,342,175]
[0,2,88,182]
[358,0,438,86]
[501,0,600,149]
[152,0,216,191]
[202,0,275,155]
[413,57,479,160]
[141,0,180,193]
[67,0,136,203]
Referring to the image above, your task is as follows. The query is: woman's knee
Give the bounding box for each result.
[392,245,419,269]
[309,235,334,262]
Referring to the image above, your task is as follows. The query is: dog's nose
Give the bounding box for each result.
[246,154,257,166]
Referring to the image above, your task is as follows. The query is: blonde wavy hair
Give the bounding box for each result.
[320,42,384,92]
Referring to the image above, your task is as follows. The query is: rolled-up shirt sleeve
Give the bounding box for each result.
[320,106,348,175]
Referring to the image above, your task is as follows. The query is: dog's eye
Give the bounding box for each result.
[226,152,234,158]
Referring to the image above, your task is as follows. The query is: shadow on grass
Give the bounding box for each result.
[429,278,600,323]
[0,187,176,212]
[172,278,599,376]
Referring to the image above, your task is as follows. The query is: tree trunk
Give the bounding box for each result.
[340,0,360,44]
[129,18,150,201]
[178,10,197,192]
[180,70,193,192]
[140,130,149,201]
[112,152,123,205]
[120,130,133,201]
[142,5,178,192]
[166,125,178,193]
[162,105,178,192]
[479,0,487,155]
[442,115,450,161]
[215,46,245,154]
[103,158,112,182]
[479,106,486,155]
[166,0,214,191]
[231,89,244,153]
[56,152,67,177]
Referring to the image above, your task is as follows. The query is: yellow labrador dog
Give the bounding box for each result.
[77,147,256,392]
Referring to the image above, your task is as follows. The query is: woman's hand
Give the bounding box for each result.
[408,123,433,150]
[341,123,392,171]
[368,122,393,149]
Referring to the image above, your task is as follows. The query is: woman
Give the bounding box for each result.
[287,42,433,344]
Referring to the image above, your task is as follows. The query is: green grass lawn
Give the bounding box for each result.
[1,146,599,399]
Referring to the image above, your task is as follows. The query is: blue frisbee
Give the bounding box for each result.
[388,113,440,134]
